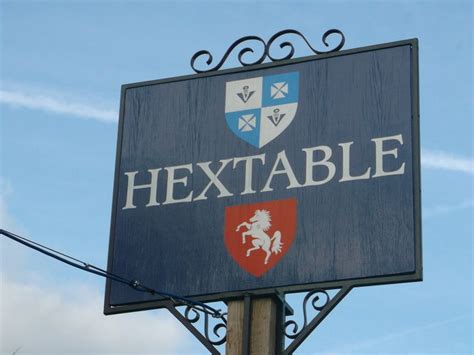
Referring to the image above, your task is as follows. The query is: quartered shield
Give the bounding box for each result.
[225,72,299,148]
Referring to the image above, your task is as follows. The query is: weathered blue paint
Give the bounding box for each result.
[105,40,421,312]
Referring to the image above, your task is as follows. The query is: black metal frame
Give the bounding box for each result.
[190,28,345,73]
[104,37,421,317]
[164,300,227,354]
[165,286,352,354]
[283,286,352,354]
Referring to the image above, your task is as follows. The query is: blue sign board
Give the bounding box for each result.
[105,39,421,314]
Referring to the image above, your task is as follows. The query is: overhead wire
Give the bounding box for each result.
[0,228,224,318]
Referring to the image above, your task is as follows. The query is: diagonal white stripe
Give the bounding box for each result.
[422,149,474,174]
[0,90,118,122]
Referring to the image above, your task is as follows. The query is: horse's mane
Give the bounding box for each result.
[254,209,271,231]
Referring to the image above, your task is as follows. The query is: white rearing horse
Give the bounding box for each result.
[235,209,283,265]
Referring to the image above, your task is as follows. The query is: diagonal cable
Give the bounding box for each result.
[0,228,224,319]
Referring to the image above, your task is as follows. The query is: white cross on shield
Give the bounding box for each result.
[224,72,299,148]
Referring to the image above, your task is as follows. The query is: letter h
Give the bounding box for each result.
[122,169,161,209]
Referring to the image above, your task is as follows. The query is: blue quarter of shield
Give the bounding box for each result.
[225,109,261,148]
[262,72,299,107]
[225,71,299,148]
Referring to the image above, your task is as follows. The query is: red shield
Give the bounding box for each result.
[224,198,297,277]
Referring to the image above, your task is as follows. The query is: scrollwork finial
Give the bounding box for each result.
[190,28,345,73]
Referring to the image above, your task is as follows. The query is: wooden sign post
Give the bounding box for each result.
[226,297,284,355]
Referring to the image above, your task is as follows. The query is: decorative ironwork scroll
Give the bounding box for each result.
[184,305,228,346]
[283,286,352,355]
[165,301,227,354]
[190,28,345,73]
[283,289,331,339]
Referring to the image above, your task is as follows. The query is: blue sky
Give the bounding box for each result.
[0,1,472,354]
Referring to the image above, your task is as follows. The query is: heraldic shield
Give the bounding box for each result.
[224,199,297,277]
[225,72,299,148]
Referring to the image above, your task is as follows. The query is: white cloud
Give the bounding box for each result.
[422,149,474,174]
[0,90,118,123]
[424,200,474,218]
[0,180,191,354]
[0,274,189,354]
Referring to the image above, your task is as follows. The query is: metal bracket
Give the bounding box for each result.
[190,28,345,73]
[163,286,351,354]
[283,286,352,354]
[164,300,227,354]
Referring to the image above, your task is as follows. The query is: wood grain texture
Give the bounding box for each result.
[107,43,420,307]
[226,298,282,355]
[226,300,245,355]
[249,298,279,355]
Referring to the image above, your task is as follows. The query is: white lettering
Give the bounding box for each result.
[123,169,161,209]
[302,146,336,186]
[338,142,371,182]
[121,133,408,209]
[261,150,301,192]
[163,164,193,205]
[194,159,233,200]
[233,154,265,195]
[371,134,406,177]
